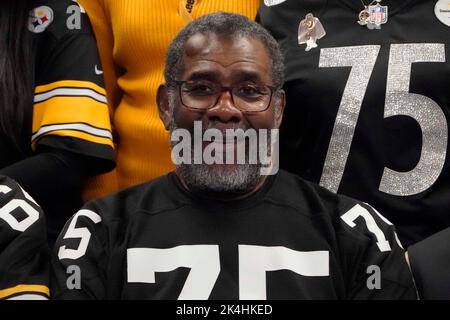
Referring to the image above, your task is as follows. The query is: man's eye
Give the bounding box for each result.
[183,84,215,95]
[236,85,267,96]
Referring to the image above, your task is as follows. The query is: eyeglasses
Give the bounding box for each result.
[175,80,275,113]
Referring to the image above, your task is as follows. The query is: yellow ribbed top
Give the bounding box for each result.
[78,0,261,200]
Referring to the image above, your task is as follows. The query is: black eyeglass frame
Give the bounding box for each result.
[174,80,277,113]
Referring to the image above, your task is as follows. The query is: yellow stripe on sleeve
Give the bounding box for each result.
[32,96,113,148]
[0,284,50,299]
[33,96,111,133]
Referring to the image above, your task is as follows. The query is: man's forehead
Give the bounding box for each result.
[183,33,214,56]
[181,32,271,77]
[183,32,268,61]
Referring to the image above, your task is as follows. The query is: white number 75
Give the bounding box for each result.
[319,44,447,196]
[127,245,329,300]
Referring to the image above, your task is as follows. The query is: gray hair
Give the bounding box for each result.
[164,12,284,90]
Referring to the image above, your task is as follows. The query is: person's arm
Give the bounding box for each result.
[31,1,115,166]
[0,146,90,215]
[337,202,418,299]
[407,227,450,299]
[0,175,49,300]
[27,0,116,206]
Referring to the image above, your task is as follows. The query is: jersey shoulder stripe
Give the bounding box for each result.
[0,285,49,300]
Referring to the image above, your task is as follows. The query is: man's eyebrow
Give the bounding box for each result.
[234,71,265,83]
[185,71,219,81]
[184,70,268,83]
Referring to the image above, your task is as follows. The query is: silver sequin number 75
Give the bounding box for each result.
[319,44,447,196]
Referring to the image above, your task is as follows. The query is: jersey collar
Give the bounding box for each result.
[167,171,278,211]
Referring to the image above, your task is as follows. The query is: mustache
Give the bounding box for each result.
[171,120,251,135]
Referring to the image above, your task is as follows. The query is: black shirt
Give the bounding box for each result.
[408,227,450,299]
[51,170,416,299]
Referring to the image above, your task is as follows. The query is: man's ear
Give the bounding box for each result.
[274,89,286,129]
[157,84,172,131]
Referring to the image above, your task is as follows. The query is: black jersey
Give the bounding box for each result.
[408,227,450,299]
[51,170,416,299]
[0,175,49,300]
[0,0,114,169]
[258,0,450,247]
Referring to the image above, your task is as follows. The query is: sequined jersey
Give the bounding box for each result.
[258,0,450,247]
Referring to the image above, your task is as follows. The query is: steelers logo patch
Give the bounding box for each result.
[28,6,54,33]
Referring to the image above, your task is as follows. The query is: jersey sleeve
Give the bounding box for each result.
[336,201,418,299]
[31,0,114,171]
[0,175,49,300]
[77,0,123,115]
[51,201,108,299]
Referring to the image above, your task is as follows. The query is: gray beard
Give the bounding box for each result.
[169,121,264,194]
[176,161,262,194]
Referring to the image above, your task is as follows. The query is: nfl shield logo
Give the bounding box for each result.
[368,3,388,27]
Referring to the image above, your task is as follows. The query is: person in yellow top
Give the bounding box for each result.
[77,0,261,200]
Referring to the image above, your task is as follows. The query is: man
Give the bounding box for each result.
[51,12,416,299]
[0,175,49,300]
[77,0,260,201]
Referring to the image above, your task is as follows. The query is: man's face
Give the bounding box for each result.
[159,33,285,195]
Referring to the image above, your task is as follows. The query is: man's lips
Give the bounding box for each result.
[202,138,247,150]
[185,122,256,153]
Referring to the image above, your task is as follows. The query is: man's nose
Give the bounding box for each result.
[207,90,243,123]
